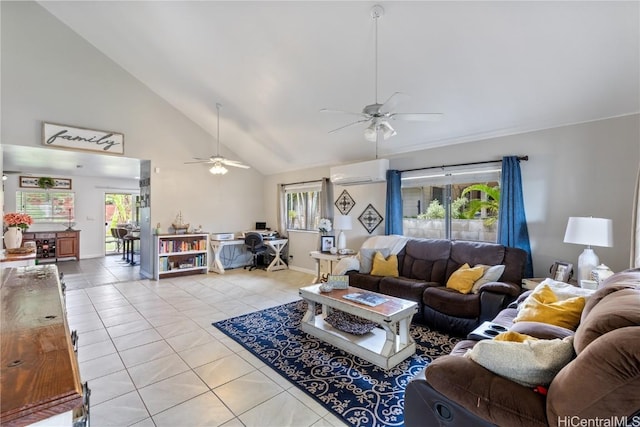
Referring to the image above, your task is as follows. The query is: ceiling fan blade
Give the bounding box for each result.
[320,108,366,117]
[328,118,371,134]
[390,112,444,122]
[221,159,250,169]
[184,159,213,164]
[380,92,408,113]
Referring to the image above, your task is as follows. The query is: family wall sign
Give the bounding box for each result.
[42,122,124,155]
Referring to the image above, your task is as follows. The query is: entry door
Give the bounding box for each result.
[105,193,134,254]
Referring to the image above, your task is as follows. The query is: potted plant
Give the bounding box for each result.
[37,177,55,189]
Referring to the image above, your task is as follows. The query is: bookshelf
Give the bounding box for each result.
[154,233,209,280]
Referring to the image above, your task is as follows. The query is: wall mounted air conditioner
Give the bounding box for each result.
[330,159,389,186]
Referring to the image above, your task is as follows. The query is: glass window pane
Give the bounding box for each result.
[401,167,501,243]
[16,191,75,224]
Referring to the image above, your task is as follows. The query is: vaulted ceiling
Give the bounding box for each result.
[5,1,640,178]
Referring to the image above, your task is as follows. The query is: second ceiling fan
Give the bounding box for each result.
[321,5,443,142]
[185,103,250,175]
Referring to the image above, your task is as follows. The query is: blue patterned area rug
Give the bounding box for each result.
[213,300,459,427]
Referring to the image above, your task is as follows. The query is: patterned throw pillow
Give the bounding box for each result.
[324,310,378,335]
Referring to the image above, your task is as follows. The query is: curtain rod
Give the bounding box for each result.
[281,178,325,187]
[400,155,528,174]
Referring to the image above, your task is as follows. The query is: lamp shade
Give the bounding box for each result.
[563,217,613,247]
[333,215,352,231]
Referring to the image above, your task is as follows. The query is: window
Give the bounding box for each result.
[401,165,501,243]
[16,191,75,224]
[283,181,322,231]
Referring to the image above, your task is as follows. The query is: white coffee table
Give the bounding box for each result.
[298,284,418,369]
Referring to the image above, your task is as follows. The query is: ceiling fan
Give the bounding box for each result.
[185,103,250,175]
[321,5,443,142]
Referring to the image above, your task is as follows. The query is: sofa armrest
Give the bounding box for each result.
[479,291,510,323]
[477,281,521,297]
[423,356,548,427]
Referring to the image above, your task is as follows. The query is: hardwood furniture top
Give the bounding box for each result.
[0,251,37,264]
[22,230,80,236]
[299,284,417,319]
[0,265,83,426]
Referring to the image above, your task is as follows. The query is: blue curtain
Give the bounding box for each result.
[385,170,403,235]
[498,156,533,277]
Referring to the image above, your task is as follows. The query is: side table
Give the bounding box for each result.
[309,250,355,283]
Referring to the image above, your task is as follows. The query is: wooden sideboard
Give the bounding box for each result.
[21,230,80,261]
[0,265,89,426]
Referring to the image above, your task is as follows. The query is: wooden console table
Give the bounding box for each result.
[22,230,80,261]
[1,265,89,426]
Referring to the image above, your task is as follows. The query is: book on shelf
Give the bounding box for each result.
[343,292,388,307]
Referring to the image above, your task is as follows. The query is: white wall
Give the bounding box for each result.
[1,2,266,264]
[266,115,640,277]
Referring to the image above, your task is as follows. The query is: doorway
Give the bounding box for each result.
[105,193,135,255]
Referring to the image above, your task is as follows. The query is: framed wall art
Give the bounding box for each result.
[335,189,356,215]
[358,204,383,234]
[42,122,124,155]
[19,176,72,190]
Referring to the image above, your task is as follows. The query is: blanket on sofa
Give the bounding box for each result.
[332,234,410,275]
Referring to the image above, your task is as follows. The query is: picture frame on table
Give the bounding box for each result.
[320,236,335,253]
[550,261,573,282]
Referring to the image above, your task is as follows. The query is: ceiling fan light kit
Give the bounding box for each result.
[185,103,250,174]
[321,5,443,141]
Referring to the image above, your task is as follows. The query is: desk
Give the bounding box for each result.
[210,238,288,273]
[309,250,356,283]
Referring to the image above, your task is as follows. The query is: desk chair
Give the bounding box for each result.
[244,232,267,271]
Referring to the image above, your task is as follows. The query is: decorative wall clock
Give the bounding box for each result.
[358,204,383,234]
[335,190,355,215]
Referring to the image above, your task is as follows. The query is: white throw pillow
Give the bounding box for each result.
[472,264,506,293]
[465,336,575,387]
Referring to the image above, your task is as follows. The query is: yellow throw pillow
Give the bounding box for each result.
[494,331,538,343]
[514,284,586,330]
[446,263,485,294]
[370,251,399,277]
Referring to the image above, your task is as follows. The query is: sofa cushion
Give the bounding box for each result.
[425,355,549,427]
[397,239,451,282]
[379,277,432,304]
[359,248,391,274]
[446,263,485,294]
[574,286,640,354]
[510,321,575,340]
[514,284,585,330]
[347,272,382,292]
[447,241,505,279]
[423,287,481,318]
[370,251,398,277]
[465,336,575,387]
[547,327,640,426]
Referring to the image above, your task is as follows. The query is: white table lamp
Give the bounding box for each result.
[563,217,613,282]
[334,215,353,250]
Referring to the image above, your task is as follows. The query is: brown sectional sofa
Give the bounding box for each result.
[347,238,527,336]
[404,269,640,427]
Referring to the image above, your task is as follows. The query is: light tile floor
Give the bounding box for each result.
[60,257,345,427]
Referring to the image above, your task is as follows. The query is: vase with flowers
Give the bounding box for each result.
[3,212,33,249]
[317,218,332,250]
